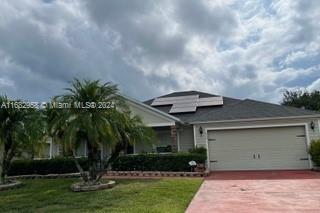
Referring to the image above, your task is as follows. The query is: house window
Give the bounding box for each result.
[156,145,172,153]
[154,129,172,153]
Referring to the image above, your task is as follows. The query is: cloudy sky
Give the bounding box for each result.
[0,0,319,103]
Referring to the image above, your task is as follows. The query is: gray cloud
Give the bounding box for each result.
[0,0,319,104]
[174,0,238,38]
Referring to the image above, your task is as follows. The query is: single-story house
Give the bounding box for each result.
[47,91,320,171]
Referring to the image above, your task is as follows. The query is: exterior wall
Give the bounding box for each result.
[127,101,175,126]
[125,99,179,154]
[51,139,60,158]
[134,129,171,154]
[178,125,195,152]
[133,125,196,153]
[134,142,153,153]
[37,138,59,159]
[194,118,320,148]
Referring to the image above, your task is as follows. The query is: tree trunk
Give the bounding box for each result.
[0,137,17,185]
[87,141,99,183]
[72,150,88,182]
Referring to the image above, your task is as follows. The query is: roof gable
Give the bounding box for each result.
[122,94,181,127]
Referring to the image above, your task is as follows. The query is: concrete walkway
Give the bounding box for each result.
[186,170,320,213]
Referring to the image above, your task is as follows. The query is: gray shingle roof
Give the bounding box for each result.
[144,91,320,123]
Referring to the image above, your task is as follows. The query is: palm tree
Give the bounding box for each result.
[0,97,46,184]
[105,112,155,168]
[49,79,154,185]
[24,108,48,159]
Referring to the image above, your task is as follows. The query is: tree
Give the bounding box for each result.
[49,79,154,185]
[281,89,320,111]
[104,111,155,171]
[24,109,48,159]
[0,97,46,184]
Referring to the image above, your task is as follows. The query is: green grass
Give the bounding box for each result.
[0,178,202,213]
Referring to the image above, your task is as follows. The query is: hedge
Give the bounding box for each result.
[309,139,320,166]
[111,153,206,172]
[8,158,89,176]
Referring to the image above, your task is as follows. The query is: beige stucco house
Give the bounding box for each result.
[46,91,320,171]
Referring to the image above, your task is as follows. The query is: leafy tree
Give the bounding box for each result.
[0,97,46,184]
[281,89,320,111]
[104,111,155,171]
[24,109,48,159]
[49,79,154,184]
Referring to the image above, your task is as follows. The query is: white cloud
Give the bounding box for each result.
[308,78,320,91]
[0,0,319,103]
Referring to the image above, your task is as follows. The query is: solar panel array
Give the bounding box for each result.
[197,97,223,106]
[151,95,223,113]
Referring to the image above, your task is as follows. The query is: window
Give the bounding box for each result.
[155,129,172,153]
[156,145,172,153]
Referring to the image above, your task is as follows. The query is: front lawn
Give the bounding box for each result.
[0,178,202,213]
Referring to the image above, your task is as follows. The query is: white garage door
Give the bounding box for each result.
[208,126,310,171]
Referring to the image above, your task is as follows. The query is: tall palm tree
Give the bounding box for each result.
[49,79,154,184]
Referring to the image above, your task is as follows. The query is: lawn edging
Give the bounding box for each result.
[6,171,208,180]
[70,180,116,192]
[105,171,208,177]
[0,180,23,191]
[7,173,81,180]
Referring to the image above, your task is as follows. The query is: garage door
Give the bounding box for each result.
[208,126,310,171]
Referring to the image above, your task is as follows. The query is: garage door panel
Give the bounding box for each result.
[208,126,310,171]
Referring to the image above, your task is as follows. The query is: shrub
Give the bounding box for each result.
[189,147,207,155]
[111,153,206,172]
[8,157,89,176]
[309,139,320,166]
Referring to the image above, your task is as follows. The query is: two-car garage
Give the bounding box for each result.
[207,125,310,171]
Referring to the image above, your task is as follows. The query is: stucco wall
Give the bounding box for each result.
[194,117,320,148]
[127,101,175,126]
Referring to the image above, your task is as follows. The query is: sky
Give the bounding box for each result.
[0,0,319,103]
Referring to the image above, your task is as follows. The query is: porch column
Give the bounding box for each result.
[170,126,178,152]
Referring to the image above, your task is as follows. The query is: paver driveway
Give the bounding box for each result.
[186,170,320,213]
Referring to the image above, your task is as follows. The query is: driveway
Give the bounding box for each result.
[186,170,320,213]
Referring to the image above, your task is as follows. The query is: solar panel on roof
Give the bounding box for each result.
[169,106,197,113]
[151,95,223,113]
[197,97,223,107]
[151,95,199,106]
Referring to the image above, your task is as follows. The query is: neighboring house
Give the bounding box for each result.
[47,91,320,171]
